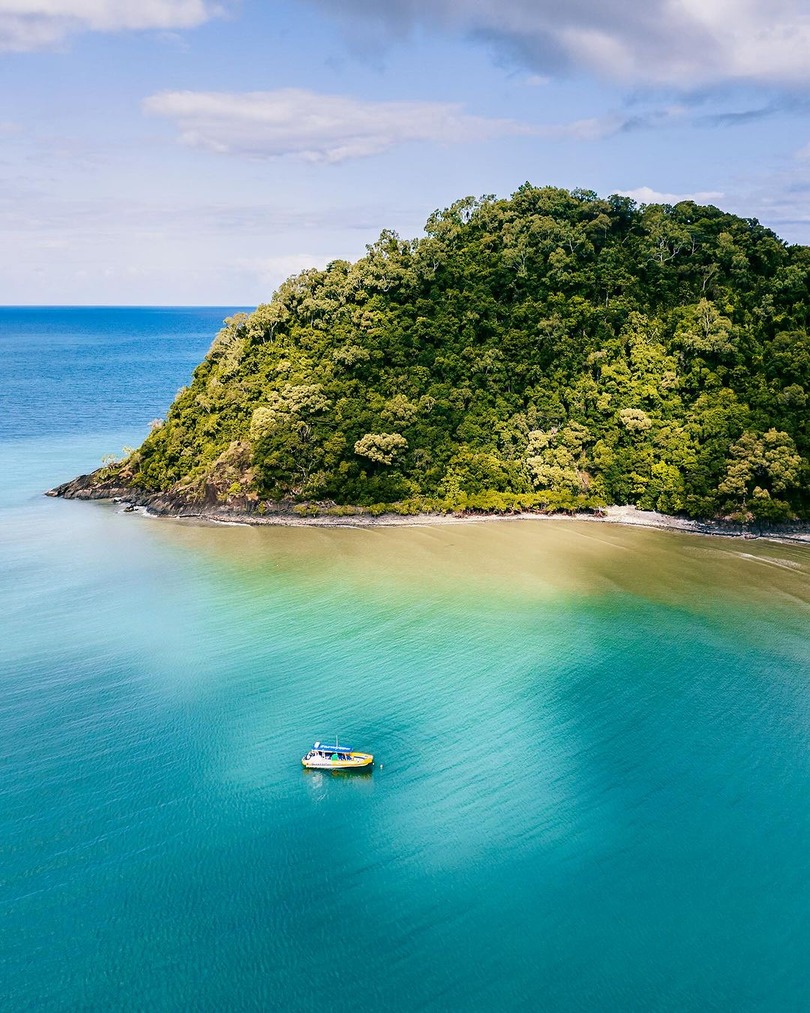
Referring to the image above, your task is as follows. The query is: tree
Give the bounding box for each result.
[354,433,408,465]
[718,429,802,520]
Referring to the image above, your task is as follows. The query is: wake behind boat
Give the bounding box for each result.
[302,740,374,770]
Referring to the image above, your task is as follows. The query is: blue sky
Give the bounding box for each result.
[2,0,810,304]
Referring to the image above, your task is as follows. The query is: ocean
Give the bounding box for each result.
[2,307,810,1010]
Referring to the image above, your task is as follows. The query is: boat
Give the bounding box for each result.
[301,740,374,770]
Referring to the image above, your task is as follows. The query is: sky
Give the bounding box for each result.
[2,0,810,305]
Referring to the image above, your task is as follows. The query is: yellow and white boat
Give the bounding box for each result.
[301,740,374,770]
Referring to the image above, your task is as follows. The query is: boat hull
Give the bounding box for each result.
[301,752,374,770]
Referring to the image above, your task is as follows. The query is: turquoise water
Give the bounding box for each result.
[2,309,810,1010]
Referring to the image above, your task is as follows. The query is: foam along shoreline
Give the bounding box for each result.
[46,476,810,544]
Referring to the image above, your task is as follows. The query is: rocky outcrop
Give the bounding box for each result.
[47,471,133,501]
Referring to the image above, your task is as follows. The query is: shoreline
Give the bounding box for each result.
[148,505,810,545]
[46,478,810,545]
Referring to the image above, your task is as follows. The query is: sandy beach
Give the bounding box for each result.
[48,473,810,545]
[147,504,810,544]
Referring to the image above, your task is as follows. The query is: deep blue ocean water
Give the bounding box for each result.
[2,308,810,1011]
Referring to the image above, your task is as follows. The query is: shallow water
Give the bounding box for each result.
[2,309,810,1010]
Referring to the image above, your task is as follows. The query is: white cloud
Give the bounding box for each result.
[143,88,537,162]
[0,0,223,51]
[238,254,336,291]
[307,0,810,88]
[0,192,391,303]
[618,186,726,205]
[143,88,645,162]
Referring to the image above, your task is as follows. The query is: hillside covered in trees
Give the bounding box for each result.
[78,185,810,522]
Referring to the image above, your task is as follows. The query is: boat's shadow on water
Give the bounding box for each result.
[301,766,376,800]
[302,767,374,780]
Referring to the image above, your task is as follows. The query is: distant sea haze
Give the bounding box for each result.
[2,307,810,1010]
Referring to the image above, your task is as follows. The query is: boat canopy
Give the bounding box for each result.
[313,742,352,752]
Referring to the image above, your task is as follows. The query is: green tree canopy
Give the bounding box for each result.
[110,185,809,522]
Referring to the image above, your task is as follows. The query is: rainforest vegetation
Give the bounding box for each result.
[113,185,810,521]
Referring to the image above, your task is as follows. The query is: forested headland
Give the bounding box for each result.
[61,185,810,522]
